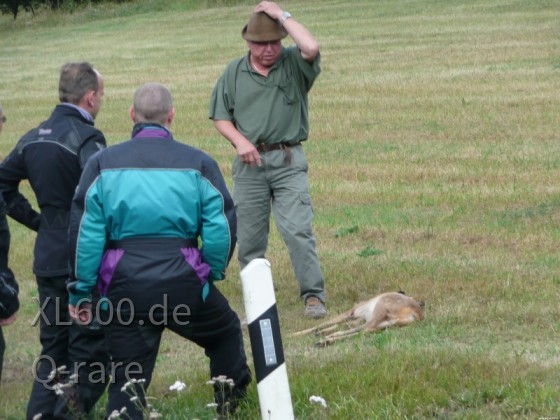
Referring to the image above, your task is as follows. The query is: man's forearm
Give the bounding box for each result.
[282,17,320,61]
[213,119,249,149]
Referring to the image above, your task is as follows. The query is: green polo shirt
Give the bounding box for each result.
[209,46,321,145]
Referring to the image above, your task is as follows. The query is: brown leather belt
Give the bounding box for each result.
[256,142,301,152]
[256,142,301,164]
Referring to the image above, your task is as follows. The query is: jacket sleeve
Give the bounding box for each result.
[0,217,18,319]
[78,129,107,170]
[67,155,107,305]
[0,267,19,319]
[7,194,41,232]
[0,147,29,218]
[199,156,236,280]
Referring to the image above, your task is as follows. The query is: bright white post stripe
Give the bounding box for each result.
[241,258,294,420]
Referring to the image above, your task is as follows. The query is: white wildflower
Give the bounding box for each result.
[121,380,133,392]
[206,402,218,408]
[121,378,145,392]
[130,396,138,402]
[107,410,120,419]
[209,375,234,387]
[32,414,43,420]
[52,382,68,396]
[47,370,56,381]
[169,380,186,392]
[309,395,328,408]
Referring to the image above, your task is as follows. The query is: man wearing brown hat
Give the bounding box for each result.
[209,1,327,318]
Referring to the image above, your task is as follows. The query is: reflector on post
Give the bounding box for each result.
[241,258,294,420]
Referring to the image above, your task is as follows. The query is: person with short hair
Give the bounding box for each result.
[68,82,251,418]
[209,1,327,318]
[0,63,110,418]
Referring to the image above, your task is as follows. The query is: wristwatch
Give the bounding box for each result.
[279,11,292,27]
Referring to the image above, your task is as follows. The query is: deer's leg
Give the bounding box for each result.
[292,310,353,336]
[316,318,363,335]
[323,323,366,340]
[315,327,365,347]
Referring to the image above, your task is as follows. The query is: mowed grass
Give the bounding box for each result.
[1,0,559,418]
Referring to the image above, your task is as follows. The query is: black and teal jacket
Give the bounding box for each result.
[68,124,236,307]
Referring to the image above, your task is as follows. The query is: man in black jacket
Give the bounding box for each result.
[0,62,110,418]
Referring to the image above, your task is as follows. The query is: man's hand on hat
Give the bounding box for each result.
[254,1,284,21]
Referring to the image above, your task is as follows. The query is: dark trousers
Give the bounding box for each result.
[103,283,251,419]
[27,276,110,420]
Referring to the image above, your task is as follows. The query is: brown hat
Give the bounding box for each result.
[242,12,288,42]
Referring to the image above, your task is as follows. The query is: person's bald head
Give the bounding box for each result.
[131,82,174,126]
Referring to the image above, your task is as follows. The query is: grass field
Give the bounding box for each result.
[1,0,559,418]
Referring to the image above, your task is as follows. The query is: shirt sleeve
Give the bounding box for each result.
[287,46,321,92]
[208,60,240,122]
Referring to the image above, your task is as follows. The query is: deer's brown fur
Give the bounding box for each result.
[293,292,425,347]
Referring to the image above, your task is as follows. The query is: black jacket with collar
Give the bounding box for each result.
[0,104,106,277]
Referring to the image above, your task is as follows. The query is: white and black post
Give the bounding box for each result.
[241,258,294,420]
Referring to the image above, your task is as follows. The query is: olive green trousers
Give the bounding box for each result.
[232,145,326,303]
